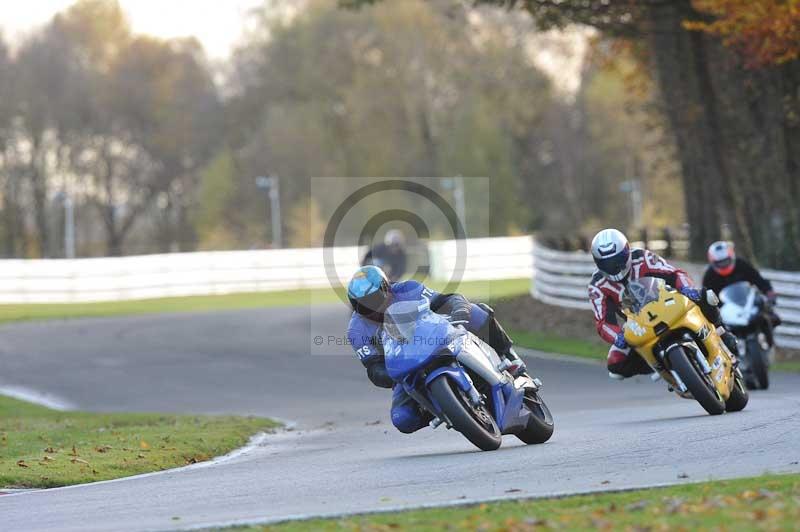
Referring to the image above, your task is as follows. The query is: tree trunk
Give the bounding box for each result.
[30,166,50,258]
[645,2,721,260]
[641,0,800,267]
[1,177,20,257]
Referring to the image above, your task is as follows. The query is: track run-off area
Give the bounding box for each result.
[1,304,799,531]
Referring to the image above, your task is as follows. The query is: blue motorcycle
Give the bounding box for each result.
[382,299,554,451]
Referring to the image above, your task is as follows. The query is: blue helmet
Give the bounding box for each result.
[347,266,391,319]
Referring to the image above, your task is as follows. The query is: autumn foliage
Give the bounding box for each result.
[687,0,800,67]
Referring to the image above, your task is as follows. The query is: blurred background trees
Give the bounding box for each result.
[0,0,797,267]
[480,0,800,265]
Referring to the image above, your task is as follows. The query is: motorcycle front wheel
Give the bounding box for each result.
[667,346,725,415]
[429,375,501,451]
[515,390,554,445]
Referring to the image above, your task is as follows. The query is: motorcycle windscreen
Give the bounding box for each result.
[719,281,758,326]
[621,276,664,314]
[719,281,752,306]
[382,299,454,380]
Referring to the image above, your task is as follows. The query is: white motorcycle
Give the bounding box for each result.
[719,282,774,390]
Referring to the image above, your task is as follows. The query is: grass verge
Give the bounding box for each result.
[510,329,800,375]
[773,361,800,373]
[0,278,530,326]
[0,395,278,489]
[509,329,604,361]
[229,473,800,531]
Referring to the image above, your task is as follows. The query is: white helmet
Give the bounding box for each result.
[708,241,736,276]
[591,229,632,282]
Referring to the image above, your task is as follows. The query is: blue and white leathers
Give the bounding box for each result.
[346,280,490,432]
[347,280,488,364]
[381,299,535,439]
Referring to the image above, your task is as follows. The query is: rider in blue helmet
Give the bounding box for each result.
[346,265,526,434]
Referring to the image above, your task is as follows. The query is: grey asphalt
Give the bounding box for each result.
[1,305,800,531]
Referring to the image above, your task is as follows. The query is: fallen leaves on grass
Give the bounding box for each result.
[664,497,686,514]
[524,516,548,527]
[625,500,649,512]
[70,458,89,465]
[16,460,28,468]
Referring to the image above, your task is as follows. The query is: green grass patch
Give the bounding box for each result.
[0,395,278,489]
[510,328,800,375]
[229,473,800,531]
[773,361,800,373]
[509,329,604,361]
[0,278,530,326]
[0,289,341,326]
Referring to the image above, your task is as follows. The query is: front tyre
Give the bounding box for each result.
[667,347,725,415]
[725,369,749,412]
[429,376,501,451]
[515,390,554,445]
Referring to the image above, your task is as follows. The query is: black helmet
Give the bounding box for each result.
[347,266,391,320]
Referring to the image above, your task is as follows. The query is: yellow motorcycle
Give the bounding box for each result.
[621,277,749,415]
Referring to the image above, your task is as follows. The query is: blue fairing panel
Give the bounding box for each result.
[383,303,456,380]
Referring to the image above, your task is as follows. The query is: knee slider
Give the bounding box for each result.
[391,404,424,434]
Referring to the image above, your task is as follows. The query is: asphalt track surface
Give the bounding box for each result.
[1,305,800,531]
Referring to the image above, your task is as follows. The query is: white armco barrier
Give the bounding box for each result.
[428,236,533,282]
[0,236,534,304]
[531,241,800,350]
[0,246,361,304]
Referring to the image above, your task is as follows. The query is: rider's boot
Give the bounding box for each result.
[475,303,528,378]
[499,347,528,378]
[718,326,740,362]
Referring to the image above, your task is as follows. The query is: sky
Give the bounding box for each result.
[0,0,265,59]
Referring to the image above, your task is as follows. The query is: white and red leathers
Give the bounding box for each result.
[588,248,694,344]
[588,248,699,376]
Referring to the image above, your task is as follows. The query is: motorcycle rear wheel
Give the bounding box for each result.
[746,337,769,390]
[515,390,554,445]
[667,347,725,415]
[429,375,502,451]
[725,369,749,412]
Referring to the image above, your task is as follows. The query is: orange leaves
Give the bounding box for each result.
[686,0,800,67]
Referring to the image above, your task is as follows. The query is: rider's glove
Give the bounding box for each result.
[449,307,471,326]
[680,287,701,302]
[614,331,628,350]
[767,290,778,305]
